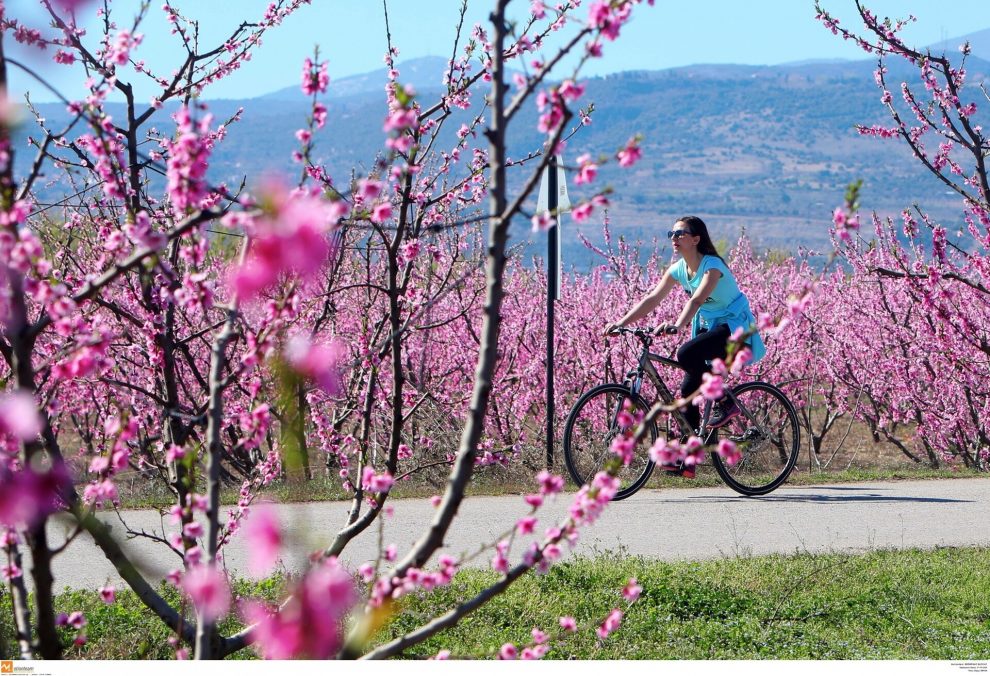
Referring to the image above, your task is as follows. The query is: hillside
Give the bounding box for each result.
[17,32,990,269]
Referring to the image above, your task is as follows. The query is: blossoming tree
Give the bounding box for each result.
[0,0,661,660]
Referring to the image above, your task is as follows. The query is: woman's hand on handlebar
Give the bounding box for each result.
[603,322,623,337]
[655,322,681,336]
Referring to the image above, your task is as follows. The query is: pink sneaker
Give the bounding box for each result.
[708,399,740,429]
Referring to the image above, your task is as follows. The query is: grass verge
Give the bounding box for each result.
[1,547,986,659]
[381,547,990,659]
[110,465,987,510]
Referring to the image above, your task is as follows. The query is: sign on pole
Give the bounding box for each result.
[536,155,570,213]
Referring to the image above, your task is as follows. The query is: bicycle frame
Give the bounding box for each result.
[565,328,802,498]
[625,344,714,440]
[616,328,770,443]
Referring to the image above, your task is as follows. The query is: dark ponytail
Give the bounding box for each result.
[675,215,724,262]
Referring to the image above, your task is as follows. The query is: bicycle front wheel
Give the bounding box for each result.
[710,381,800,496]
[562,384,658,501]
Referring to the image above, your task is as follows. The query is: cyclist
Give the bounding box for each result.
[603,216,765,476]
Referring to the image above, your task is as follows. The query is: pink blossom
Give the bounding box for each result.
[532,212,553,232]
[54,50,76,65]
[0,467,67,527]
[99,586,116,604]
[730,347,753,375]
[596,608,623,639]
[165,106,213,217]
[617,138,642,168]
[230,182,341,301]
[245,505,282,575]
[575,154,598,185]
[559,616,577,632]
[165,445,186,462]
[559,80,585,103]
[67,611,87,629]
[284,334,346,395]
[361,466,395,493]
[399,240,421,264]
[648,437,681,466]
[246,558,356,659]
[301,57,329,95]
[622,578,642,602]
[681,436,706,467]
[610,435,635,465]
[498,643,518,660]
[572,203,594,223]
[370,202,393,224]
[516,516,537,535]
[0,390,42,441]
[182,564,231,622]
[384,108,417,133]
[183,521,204,539]
[357,179,383,201]
[523,493,544,508]
[700,373,724,400]
[536,470,565,496]
[717,439,741,466]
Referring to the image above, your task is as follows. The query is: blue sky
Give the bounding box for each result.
[8,0,989,102]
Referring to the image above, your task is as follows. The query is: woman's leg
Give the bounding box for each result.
[676,324,730,432]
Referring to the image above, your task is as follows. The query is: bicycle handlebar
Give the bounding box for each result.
[609,326,678,345]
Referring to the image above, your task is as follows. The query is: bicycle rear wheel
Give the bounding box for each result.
[562,384,657,501]
[710,381,800,496]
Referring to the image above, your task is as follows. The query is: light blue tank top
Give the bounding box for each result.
[668,255,766,363]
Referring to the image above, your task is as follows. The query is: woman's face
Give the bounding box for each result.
[670,220,701,255]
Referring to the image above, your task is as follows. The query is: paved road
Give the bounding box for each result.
[32,478,990,590]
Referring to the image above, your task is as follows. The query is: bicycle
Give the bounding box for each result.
[562,327,800,500]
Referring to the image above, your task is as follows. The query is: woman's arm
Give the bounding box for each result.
[669,269,722,333]
[604,268,678,335]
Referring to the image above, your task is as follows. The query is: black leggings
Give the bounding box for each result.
[676,323,730,432]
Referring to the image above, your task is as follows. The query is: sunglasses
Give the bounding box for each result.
[667,229,693,240]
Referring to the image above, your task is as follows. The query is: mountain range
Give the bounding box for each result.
[17,27,990,269]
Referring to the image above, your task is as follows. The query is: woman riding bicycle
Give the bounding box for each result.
[604,216,766,476]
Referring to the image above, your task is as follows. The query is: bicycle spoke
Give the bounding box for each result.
[563,385,657,500]
[712,382,799,495]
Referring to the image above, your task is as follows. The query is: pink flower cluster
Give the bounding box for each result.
[230,183,346,300]
[301,56,329,96]
[0,465,68,528]
[648,435,705,469]
[284,334,345,395]
[246,558,357,659]
[165,106,214,216]
[0,390,42,443]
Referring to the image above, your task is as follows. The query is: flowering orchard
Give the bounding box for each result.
[0,0,672,661]
[812,1,990,469]
[0,0,984,662]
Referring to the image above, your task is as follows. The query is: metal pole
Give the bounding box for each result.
[546,155,558,470]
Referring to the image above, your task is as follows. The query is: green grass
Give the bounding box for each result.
[379,547,990,659]
[0,577,286,660]
[2,548,986,659]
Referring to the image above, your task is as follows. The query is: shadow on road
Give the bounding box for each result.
[644,493,972,505]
